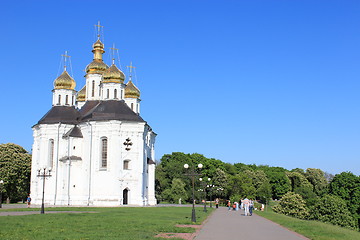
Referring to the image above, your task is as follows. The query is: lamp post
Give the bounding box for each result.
[0,180,3,208]
[207,184,214,208]
[37,167,52,214]
[184,163,203,222]
[199,177,210,212]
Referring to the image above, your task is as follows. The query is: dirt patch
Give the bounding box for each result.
[155,224,200,240]
[155,222,207,239]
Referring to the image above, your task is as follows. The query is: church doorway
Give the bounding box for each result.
[123,189,129,205]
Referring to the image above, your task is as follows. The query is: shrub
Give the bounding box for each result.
[310,194,357,230]
[273,192,309,219]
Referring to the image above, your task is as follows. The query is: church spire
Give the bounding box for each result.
[53,52,76,106]
[85,21,108,74]
[92,21,105,61]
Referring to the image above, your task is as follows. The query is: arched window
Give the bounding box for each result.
[123,160,130,170]
[131,103,134,110]
[58,95,61,105]
[101,138,108,168]
[92,80,95,97]
[114,89,117,99]
[107,89,110,99]
[65,95,69,105]
[72,96,74,105]
[121,90,123,99]
[49,139,54,167]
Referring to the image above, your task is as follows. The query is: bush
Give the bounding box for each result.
[310,194,357,230]
[273,192,309,219]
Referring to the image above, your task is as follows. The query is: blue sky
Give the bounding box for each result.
[1,0,359,175]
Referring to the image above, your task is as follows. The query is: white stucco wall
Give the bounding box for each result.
[30,120,156,207]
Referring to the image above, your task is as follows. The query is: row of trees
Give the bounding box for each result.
[1,144,358,230]
[155,152,360,230]
[0,143,31,203]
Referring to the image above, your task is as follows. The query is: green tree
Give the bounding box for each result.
[310,195,357,230]
[161,178,188,203]
[304,168,328,196]
[286,171,313,192]
[228,173,256,199]
[211,168,227,198]
[268,171,291,199]
[329,172,360,228]
[257,181,272,203]
[273,192,309,219]
[0,143,31,203]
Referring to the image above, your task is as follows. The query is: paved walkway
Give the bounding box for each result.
[195,207,309,240]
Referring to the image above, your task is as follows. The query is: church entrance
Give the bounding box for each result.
[123,189,128,205]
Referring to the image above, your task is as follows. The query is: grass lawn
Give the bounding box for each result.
[0,206,213,240]
[256,207,360,240]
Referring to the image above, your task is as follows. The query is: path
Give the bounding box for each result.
[195,207,309,240]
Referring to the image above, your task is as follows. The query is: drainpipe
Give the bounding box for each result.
[67,135,71,205]
[87,121,93,206]
[54,122,61,205]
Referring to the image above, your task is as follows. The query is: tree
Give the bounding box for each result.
[273,192,309,219]
[304,168,328,196]
[310,195,357,230]
[0,143,32,203]
[328,172,360,228]
[161,178,188,203]
[228,173,256,199]
[211,168,227,198]
[286,171,313,192]
[267,171,291,199]
[256,181,272,203]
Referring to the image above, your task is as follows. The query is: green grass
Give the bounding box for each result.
[0,207,213,240]
[256,207,360,240]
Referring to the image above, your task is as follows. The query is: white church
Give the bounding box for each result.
[30,25,157,206]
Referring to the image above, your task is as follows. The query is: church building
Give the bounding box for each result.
[30,25,157,206]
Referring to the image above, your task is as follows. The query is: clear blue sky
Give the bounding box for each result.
[1,0,359,175]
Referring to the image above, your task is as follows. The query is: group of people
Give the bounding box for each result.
[227,198,254,216]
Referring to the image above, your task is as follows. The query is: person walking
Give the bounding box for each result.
[26,195,31,208]
[215,198,219,209]
[249,199,253,216]
[243,198,249,216]
[227,200,231,211]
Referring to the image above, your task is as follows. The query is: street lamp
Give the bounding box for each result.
[0,180,3,208]
[184,163,203,222]
[207,183,215,208]
[37,167,52,214]
[199,177,210,212]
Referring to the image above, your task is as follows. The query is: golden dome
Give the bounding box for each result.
[102,64,125,83]
[54,70,76,90]
[85,59,108,74]
[76,85,86,102]
[93,39,104,49]
[125,81,140,98]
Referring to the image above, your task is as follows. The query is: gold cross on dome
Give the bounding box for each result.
[110,44,118,64]
[127,62,136,73]
[61,51,71,70]
[94,21,103,39]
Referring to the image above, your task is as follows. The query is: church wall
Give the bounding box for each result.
[125,98,140,114]
[100,82,125,100]
[52,89,76,106]
[85,74,102,101]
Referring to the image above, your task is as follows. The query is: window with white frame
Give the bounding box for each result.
[123,160,130,170]
[49,139,54,167]
[101,137,108,168]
